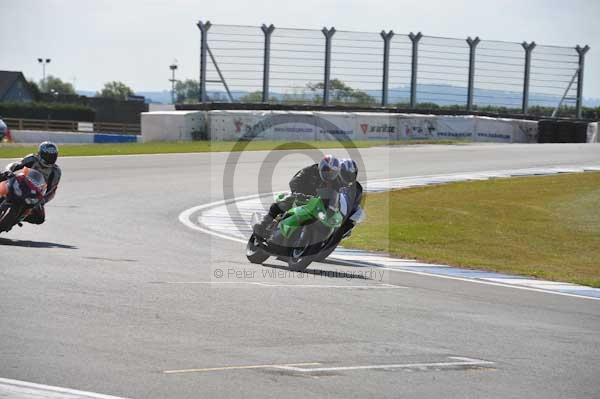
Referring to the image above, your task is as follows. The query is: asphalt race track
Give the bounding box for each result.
[1,143,600,399]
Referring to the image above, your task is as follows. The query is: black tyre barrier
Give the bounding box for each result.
[574,121,589,143]
[537,120,555,143]
[537,120,590,143]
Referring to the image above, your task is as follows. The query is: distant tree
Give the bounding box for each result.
[27,80,42,100]
[39,75,76,95]
[239,90,277,103]
[307,79,376,105]
[97,81,134,100]
[415,102,440,110]
[209,92,226,102]
[174,79,199,103]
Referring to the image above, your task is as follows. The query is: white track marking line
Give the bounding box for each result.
[163,362,321,374]
[179,192,267,244]
[162,357,494,374]
[277,357,494,373]
[374,265,600,301]
[179,165,600,301]
[162,281,405,289]
[0,377,130,399]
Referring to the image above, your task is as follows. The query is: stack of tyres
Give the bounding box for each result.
[557,121,574,143]
[537,120,555,143]
[574,121,589,143]
[537,120,590,143]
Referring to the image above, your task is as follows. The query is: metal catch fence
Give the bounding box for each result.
[196,22,589,118]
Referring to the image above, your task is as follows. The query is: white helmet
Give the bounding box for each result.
[318,155,341,182]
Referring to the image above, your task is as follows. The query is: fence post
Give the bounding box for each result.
[409,32,422,108]
[521,41,536,114]
[466,36,480,111]
[322,27,336,105]
[380,30,394,107]
[196,20,212,102]
[261,24,275,103]
[575,45,590,119]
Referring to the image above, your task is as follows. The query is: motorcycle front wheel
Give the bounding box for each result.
[315,245,337,262]
[287,250,314,271]
[287,235,314,272]
[0,204,23,233]
[246,233,270,264]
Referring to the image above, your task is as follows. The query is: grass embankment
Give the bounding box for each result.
[346,172,600,287]
[0,139,457,158]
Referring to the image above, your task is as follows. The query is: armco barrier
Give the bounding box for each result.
[94,133,138,143]
[10,130,140,144]
[11,130,95,144]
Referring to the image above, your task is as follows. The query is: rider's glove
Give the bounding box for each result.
[295,193,312,203]
[0,170,14,181]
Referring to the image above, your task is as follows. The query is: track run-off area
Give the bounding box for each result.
[1,143,600,399]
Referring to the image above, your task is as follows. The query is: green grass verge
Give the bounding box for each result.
[345,172,600,287]
[0,139,459,158]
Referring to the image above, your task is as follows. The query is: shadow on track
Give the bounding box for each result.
[261,262,369,280]
[0,238,77,249]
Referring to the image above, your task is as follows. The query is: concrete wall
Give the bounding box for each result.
[588,122,599,143]
[141,111,206,142]
[200,110,540,143]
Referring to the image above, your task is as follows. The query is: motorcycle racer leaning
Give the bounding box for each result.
[254,155,359,238]
[0,142,61,225]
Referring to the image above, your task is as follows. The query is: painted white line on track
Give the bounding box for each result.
[179,165,600,301]
[277,356,494,373]
[162,281,405,289]
[178,192,266,244]
[163,357,494,374]
[163,362,321,374]
[0,377,130,399]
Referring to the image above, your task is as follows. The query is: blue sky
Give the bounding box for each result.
[2,0,599,101]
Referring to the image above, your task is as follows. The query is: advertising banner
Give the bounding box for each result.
[145,109,550,144]
[436,115,476,140]
[353,112,399,140]
[209,110,319,141]
[397,114,438,140]
[474,117,514,143]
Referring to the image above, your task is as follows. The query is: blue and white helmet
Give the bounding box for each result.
[339,159,358,186]
[318,154,341,182]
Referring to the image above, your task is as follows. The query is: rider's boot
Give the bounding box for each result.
[253,214,274,238]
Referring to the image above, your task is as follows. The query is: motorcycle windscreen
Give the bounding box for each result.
[316,187,339,211]
[21,168,47,195]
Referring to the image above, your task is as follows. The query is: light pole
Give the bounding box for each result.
[37,58,51,90]
[169,61,178,104]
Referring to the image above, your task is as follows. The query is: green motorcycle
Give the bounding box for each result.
[246,188,344,271]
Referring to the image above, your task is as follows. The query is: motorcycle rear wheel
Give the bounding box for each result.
[0,204,23,233]
[246,233,270,264]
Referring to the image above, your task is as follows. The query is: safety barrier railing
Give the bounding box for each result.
[196,22,589,118]
[3,118,141,135]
